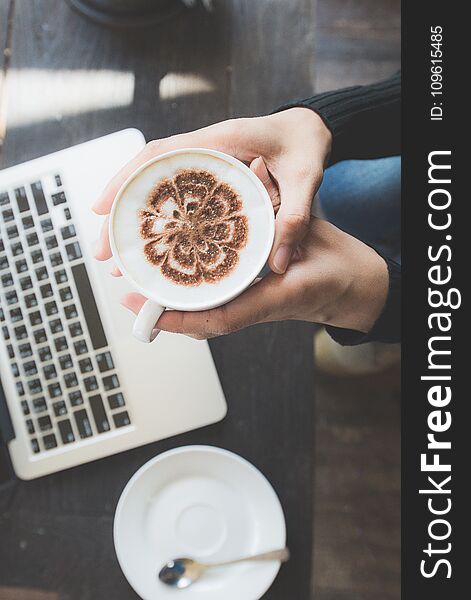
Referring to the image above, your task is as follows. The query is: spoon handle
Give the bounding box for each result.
[209,547,290,568]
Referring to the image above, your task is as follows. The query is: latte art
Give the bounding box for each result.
[138,169,249,286]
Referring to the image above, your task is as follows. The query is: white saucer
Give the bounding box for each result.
[114,446,286,600]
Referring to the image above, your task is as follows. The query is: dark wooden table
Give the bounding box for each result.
[0,1,316,599]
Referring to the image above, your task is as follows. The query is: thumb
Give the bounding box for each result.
[269,169,322,273]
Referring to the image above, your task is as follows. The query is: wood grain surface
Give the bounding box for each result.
[0,1,317,599]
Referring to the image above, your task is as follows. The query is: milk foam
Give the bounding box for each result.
[112,150,273,310]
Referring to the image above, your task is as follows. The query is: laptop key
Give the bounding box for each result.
[6,291,18,305]
[22,215,34,230]
[69,322,82,337]
[49,318,63,334]
[55,174,62,187]
[7,344,15,359]
[53,400,67,417]
[73,339,88,355]
[38,415,52,432]
[59,354,73,370]
[40,283,53,298]
[42,434,57,450]
[66,241,82,261]
[0,256,8,270]
[25,293,38,308]
[52,191,66,206]
[0,191,9,205]
[31,249,44,264]
[16,381,25,396]
[23,361,38,376]
[54,336,68,352]
[35,266,48,281]
[14,325,27,340]
[31,438,40,454]
[64,304,78,319]
[69,390,83,406]
[11,362,19,377]
[78,358,93,373]
[50,252,63,267]
[113,411,130,428]
[16,259,28,273]
[1,274,13,287]
[19,343,32,358]
[60,287,73,302]
[96,352,114,372]
[26,232,39,247]
[74,409,93,438]
[89,394,110,433]
[26,419,35,435]
[71,263,107,349]
[103,374,120,391]
[84,376,98,392]
[61,225,76,239]
[34,329,48,344]
[27,379,42,395]
[29,311,42,326]
[2,325,9,340]
[108,392,125,410]
[43,364,57,380]
[32,397,47,413]
[11,241,23,256]
[31,181,48,215]
[48,382,62,398]
[45,235,58,250]
[64,372,78,388]
[41,218,53,232]
[58,419,75,444]
[20,276,33,290]
[38,345,52,361]
[2,208,14,222]
[21,400,30,415]
[7,225,19,239]
[45,301,58,316]
[55,269,68,284]
[9,307,23,322]
[15,187,29,212]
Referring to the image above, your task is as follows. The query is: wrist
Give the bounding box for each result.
[323,241,389,334]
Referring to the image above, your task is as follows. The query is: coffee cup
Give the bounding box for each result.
[109,148,275,342]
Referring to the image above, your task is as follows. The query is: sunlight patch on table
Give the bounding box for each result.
[6,69,135,127]
[159,73,215,100]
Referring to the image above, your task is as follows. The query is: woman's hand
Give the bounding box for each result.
[121,212,389,340]
[94,107,332,273]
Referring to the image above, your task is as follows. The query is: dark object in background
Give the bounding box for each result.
[66,0,187,27]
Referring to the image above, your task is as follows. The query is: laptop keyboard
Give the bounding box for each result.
[0,174,131,456]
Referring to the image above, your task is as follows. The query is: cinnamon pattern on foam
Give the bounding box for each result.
[138,169,249,286]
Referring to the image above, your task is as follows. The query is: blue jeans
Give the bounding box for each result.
[318,156,401,263]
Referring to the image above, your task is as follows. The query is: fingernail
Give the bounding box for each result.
[273,245,292,273]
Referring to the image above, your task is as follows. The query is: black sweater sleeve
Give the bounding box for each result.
[276,72,401,344]
[277,71,401,165]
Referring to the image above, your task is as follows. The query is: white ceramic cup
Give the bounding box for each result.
[109,148,275,342]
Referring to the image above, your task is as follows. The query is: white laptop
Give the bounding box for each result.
[0,129,227,480]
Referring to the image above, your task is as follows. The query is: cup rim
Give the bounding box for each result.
[109,147,275,311]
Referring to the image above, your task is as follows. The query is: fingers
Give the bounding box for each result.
[250,156,280,211]
[92,119,250,217]
[94,215,112,261]
[269,169,322,274]
[121,273,289,338]
[158,273,288,337]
